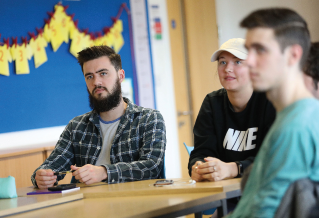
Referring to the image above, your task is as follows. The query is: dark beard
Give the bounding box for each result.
[88,79,122,113]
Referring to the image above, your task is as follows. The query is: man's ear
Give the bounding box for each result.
[288,44,303,67]
[118,69,125,82]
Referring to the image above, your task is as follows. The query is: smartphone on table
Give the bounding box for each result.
[153,180,174,187]
[48,184,77,191]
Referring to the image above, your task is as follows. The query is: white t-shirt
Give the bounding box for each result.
[95,116,121,166]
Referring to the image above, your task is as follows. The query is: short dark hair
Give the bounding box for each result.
[77,46,122,72]
[304,42,319,90]
[240,8,311,69]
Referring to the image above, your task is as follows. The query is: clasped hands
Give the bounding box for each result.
[35,164,108,189]
[191,157,238,182]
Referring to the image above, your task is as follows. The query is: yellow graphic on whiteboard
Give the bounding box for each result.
[95,31,114,48]
[69,27,94,57]
[29,35,48,68]
[44,14,64,52]
[54,5,72,44]
[43,23,51,42]
[69,20,77,40]
[49,18,64,52]
[69,27,85,57]
[114,19,123,32]
[11,44,33,74]
[111,20,124,53]
[0,45,12,76]
[82,34,94,49]
[1,3,127,76]
[94,34,105,46]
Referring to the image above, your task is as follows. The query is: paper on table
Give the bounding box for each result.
[27,187,80,195]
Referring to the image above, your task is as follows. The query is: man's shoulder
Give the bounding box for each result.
[126,99,163,119]
[131,105,164,121]
[70,111,93,123]
[280,98,319,126]
[270,99,319,139]
[66,111,96,130]
[122,102,164,130]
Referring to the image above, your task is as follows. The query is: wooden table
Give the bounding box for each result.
[0,193,83,217]
[2,178,241,218]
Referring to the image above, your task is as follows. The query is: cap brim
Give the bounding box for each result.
[210,49,247,62]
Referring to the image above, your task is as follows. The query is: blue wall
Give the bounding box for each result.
[0,0,134,133]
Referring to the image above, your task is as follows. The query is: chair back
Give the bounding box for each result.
[159,159,166,179]
[70,176,77,184]
[275,178,319,218]
[183,142,194,155]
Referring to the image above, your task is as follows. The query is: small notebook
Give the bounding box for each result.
[27,187,80,195]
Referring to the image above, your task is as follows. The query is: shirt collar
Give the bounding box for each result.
[88,97,143,126]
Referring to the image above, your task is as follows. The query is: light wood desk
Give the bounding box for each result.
[6,192,225,218]
[0,146,71,188]
[0,193,83,217]
[5,178,241,218]
[17,178,240,198]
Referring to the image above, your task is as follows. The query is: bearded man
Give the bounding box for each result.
[32,46,166,188]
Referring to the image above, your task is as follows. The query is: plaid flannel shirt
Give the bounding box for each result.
[31,98,166,186]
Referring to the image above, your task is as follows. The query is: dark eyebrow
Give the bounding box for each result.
[248,43,266,51]
[84,72,92,77]
[96,68,108,73]
[84,68,109,77]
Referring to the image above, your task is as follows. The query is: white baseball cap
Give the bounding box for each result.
[210,38,247,62]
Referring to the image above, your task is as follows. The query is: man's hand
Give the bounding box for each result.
[35,169,57,189]
[196,157,238,182]
[191,161,205,182]
[71,164,107,185]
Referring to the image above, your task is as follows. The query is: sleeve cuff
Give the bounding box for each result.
[103,164,119,184]
[240,160,254,173]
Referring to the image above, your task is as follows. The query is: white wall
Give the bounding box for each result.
[216,0,319,45]
[147,0,181,179]
[0,126,64,150]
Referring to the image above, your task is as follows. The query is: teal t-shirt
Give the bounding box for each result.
[229,98,319,218]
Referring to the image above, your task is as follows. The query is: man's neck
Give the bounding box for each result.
[266,70,313,112]
[227,86,254,112]
[99,98,127,122]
